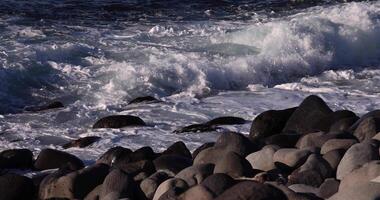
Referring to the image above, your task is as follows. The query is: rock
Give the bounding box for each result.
[140,172,170,199]
[177,185,214,200]
[115,160,156,176]
[24,101,64,112]
[62,136,101,149]
[201,173,235,197]
[373,132,380,141]
[273,148,311,169]
[288,154,333,187]
[0,174,35,200]
[92,115,146,128]
[214,181,287,200]
[175,164,214,187]
[296,132,333,149]
[153,178,189,200]
[329,117,358,132]
[128,96,160,104]
[349,110,380,132]
[34,148,84,171]
[173,123,216,133]
[288,184,319,195]
[100,168,136,200]
[318,178,339,199]
[153,155,192,175]
[192,142,214,159]
[97,146,132,166]
[112,146,157,167]
[84,184,102,200]
[353,117,380,142]
[0,149,33,169]
[265,133,302,148]
[246,145,280,171]
[162,141,192,159]
[283,95,333,134]
[205,116,246,126]
[253,170,287,184]
[214,151,254,178]
[315,110,358,133]
[268,182,323,200]
[39,163,109,199]
[250,107,296,140]
[322,149,345,171]
[320,139,357,154]
[336,140,379,180]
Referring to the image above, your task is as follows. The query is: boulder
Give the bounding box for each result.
[322,149,345,171]
[175,164,214,186]
[24,101,64,112]
[320,139,357,154]
[177,185,214,200]
[162,141,192,159]
[34,148,84,171]
[0,174,35,200]
[329,117,358,132]
[93,115,146,128]
[115,160,156,176]
[84,184,102,200]
[192,142,214,159]
[273,148,311,169]
[153,155,192,175]
[173,124,216,133]
[265,132,302,148]
[153,178,189,200]
[214,151,254,178]
[283,95,333,134]
[62,136,101,149]
[0,149,33,169]
[249,107,296,140]
[336,140,379,180]
[353,117,380,142]
[129,96,160,104]
[246,145,279,171]
[97,146,132,166]
[140,172,170,199]
[214,181,287,200]
[201,173,235,196]
[100,168,137,200]
[206,116,246,126]
[349,110,380,132]
[318,178,339,199]
[288,184,319,195]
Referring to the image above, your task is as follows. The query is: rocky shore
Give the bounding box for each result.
[1,95,380,200]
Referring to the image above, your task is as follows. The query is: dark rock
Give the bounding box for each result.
[214,151,255,178]
[296,131,356,150]
[162,141,192,159]
[153,155,192,175]
[0,149,33,169]
[318,178,339,199]
[34,148,84,171]
[273,148,311,169]
[349,110,380,132]
[173,123,216,133]
[192,142,214,159]
[175,164,214,187]
[0,174,35,200]
[62,136,101,149]
[129,96,160,104]
[268,182,323,200]
[24,101,64,112]
[116,160,156,176]
[92,115,146,128]
[112,146,157,168]
[320,139,357,154]
[283,95,333,134]
[288,184,319,195]
[177,185,213,200]
[201,173,235,197]
[84,184,102,200]
[39,163,109,199]
[250,107,296,140]
[100,168,137,200]
[97,146,132,166]
[265,132,302,148]
[353,116,380,142]
[153,178,189,200]
[329,117,358,132]
[140,172,170,199]
[336,140,379,180]
[322,149,345,171]
[253,170,287,184]
[206,116,246,126]
[215,181,287,200]
[246,145,280,171]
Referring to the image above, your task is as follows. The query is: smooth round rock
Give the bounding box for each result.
[177,185,214,200]
[320,139,357,154]
[162,141,192,159]
[353,117,380,142]
[273,148,311,168]
[34,148,84,171]
[153,155,192,175]
[100,169,136,200]
[0,174,35,200]
[93,115,146,128]
[214,151,254,178]
[246,145,279,171]
[175,164,214,187]
[140,172,170,199]
[153,178,189,200]
[0,149,33,169]
[201,173,235,197]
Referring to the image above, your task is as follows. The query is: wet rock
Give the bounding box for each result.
[336,140,379,180]
[205,116,246,126]
[116,160,156,176]
[84,184,102,200]
[322,149,345,171]
[213,151,254,178]
[353,116,380,142]
[0,174,35,200]
[162,141,192,159]
[268,182,322,200]
[329,117,358,132]
[173,123,216,133]
[175,164,214,187]
[265,132,302,148]
[318,178,339,199]
[192,142,214,159]
[92,115,146,128]
[128,96,160,104]
[62,136,101,149]
[249,107,296,140]
[246,145,280,171]
[201,173,235,197]
[100,168,137,200]
[0,149,33,169]
[97,146,132,166]
[140,172,170,199]
[153,155,192,175]
[273,148,311,169]
[320,139,357,154]
[111,146,157,168]
[177,185,213,200]
[39,164,109,199]
[349,110,380,132]
[24,101,64,112]
[288,184,319,195]
[215,181,287,200]
[34,148,84,171]
[283,95,333,134]
[153,178,189,200]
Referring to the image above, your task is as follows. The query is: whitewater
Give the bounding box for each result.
[0,0,380,164]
